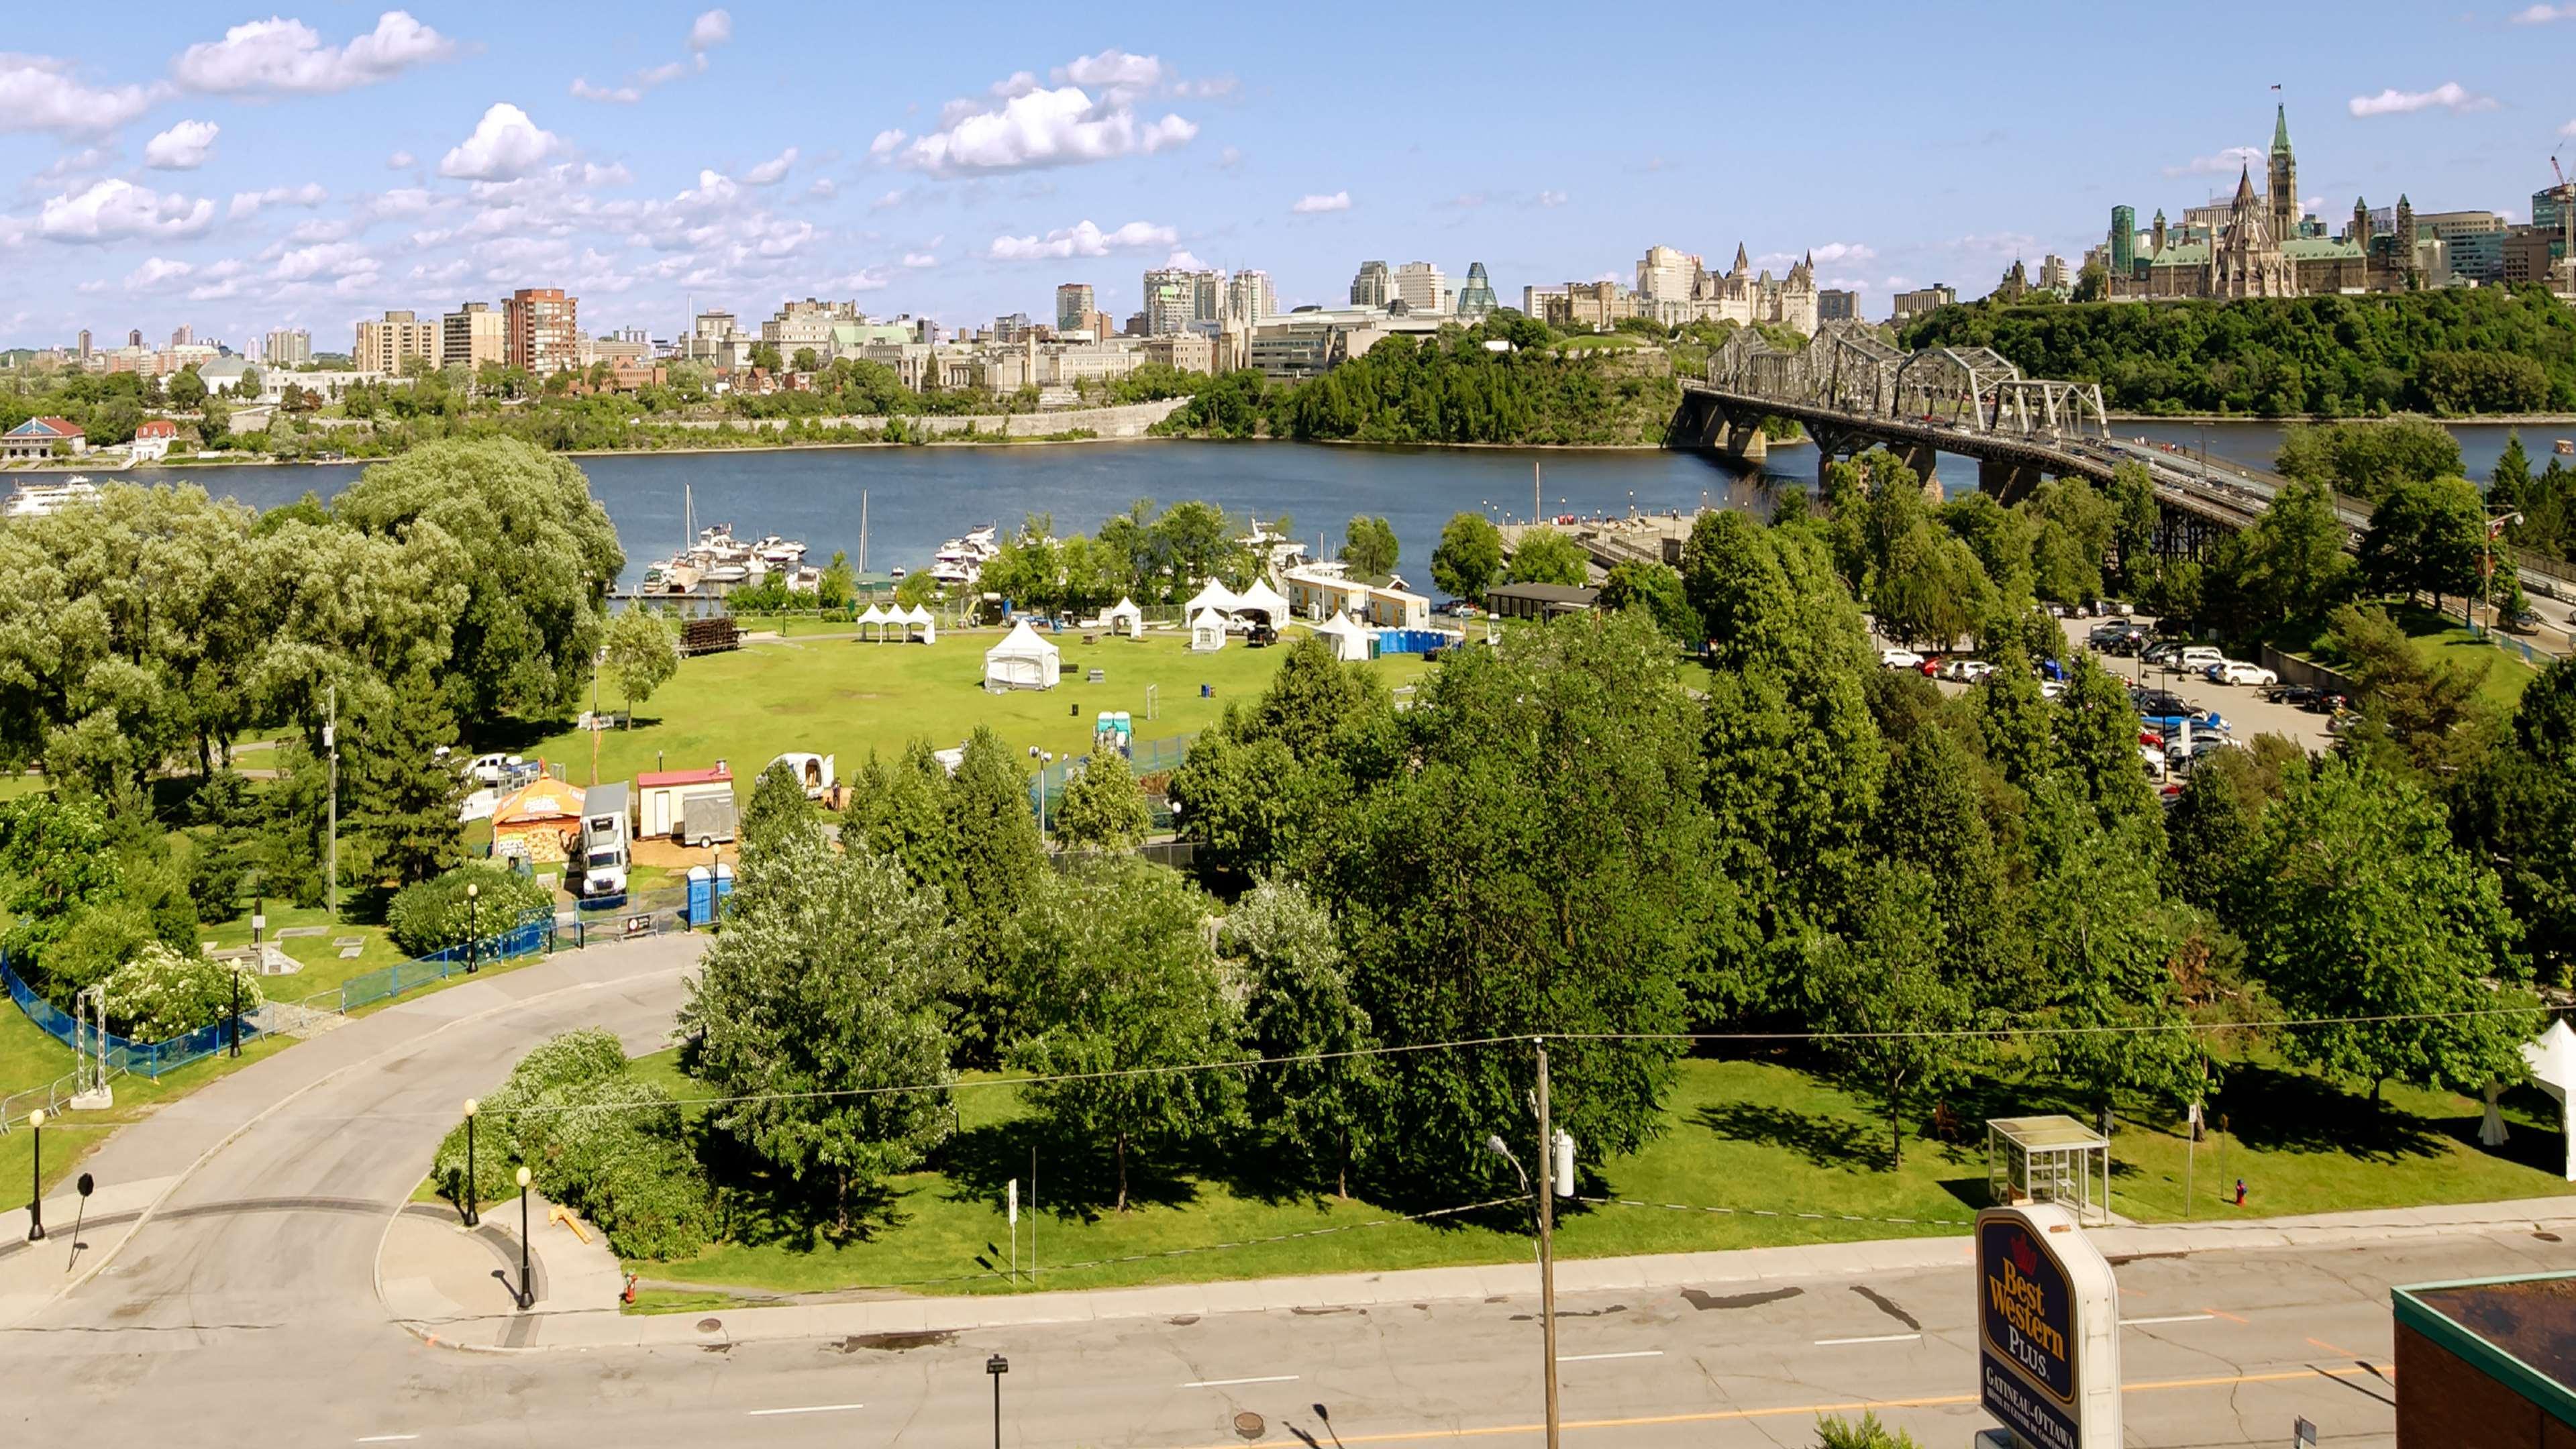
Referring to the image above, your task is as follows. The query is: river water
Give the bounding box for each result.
[135,421,2570,594]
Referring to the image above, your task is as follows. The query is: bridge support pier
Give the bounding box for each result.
[1894,443,1943,502]
[1722,421,1768,466]
[1978,458,2044,506]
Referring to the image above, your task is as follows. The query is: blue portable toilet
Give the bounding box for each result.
[686,865,713,928]
[713,862,734,918]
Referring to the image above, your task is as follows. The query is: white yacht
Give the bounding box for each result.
[3,476,101,521]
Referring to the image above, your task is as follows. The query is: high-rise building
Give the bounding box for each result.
[1635,246,1699,302]
[1141,268,1216,334]
[128,329,143,348]
[2267,105,2298,251]
[76,329,91,360]
[2109,205,2137,272]
[1392,261,1447,315]
[1453,262,1498,319]
[504,288,578,376]
[1817,288,1859,322]
[1223,269,1274,325]
[2039,255,2071,290]
[170,323,195,347]
[354,309,439,374]
[264,328,313,367]
[1890,284,1957,327]
[992,313,1035,343]
[1055,283,1096,335]
[442,302,507,370]
[1349,260,1390,308]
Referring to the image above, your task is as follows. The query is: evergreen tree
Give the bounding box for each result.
[843,741,958,897]
[2491,432,2534,515]
[1229,878,1381,1197]
[348,670,462,889]
[946,726,1048,1060]
[740,759,813,858]
[1055,749,1149,852]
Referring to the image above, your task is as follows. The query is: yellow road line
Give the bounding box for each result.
[1164,1366,2380,1448]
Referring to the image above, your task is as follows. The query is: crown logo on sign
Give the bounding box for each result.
[2010,1234,2039,1277]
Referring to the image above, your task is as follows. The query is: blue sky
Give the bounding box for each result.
[1,2,2571,352]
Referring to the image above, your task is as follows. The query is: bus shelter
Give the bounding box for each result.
[1986,1114,2112,1225]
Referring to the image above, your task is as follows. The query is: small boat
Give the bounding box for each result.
[2557,439,2574,455]
[890,567,908,581]
[753,534,807,566]
[703,563,749,585]
[3,475,102,520]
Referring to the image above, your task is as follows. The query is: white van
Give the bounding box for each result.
[2176,646,2225,673]
[576,782,630,898]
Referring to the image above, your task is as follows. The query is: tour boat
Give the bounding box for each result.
[3,475,101,520]
[2557,439,2573,456]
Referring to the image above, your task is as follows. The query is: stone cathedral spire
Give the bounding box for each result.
[2268,103,2298,244]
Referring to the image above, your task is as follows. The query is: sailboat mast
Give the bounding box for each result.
[860,489,870,576]
[1533,461,1541,524]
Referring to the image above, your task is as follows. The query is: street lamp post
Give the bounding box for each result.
[24,1108,44,1242]
[513,1165,534,1309]
[465,881,480,973]
[986,1353,1009,1449]
[461,1099,480,1227]
[229,963,241,1058]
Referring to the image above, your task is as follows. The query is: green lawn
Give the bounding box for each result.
[618,1049,2576,1299]
[519,628,1432,796]
[2273,602,2538,710]
[0,1001,294,1203]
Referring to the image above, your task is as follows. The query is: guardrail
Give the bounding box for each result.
[289,905,555,1016]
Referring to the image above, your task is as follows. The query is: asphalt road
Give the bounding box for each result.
[0,932,2561,1448]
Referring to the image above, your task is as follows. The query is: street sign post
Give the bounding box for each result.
[1975,1203,2122,1449]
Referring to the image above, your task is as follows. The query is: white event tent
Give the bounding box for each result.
[983,619,1061,691]
[2488,1020,2576,1180]
[856,602,888,641]
[1189,606,1229,651]
[1312,611,1372,662]
[1233,578,1292,627]
[1184,580,1240,618]
[1101,596,1145,638]
[904,604,937,643]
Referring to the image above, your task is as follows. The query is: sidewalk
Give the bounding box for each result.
[0,1174,176,1327]
[391,1189,2576,1354]
[379,1192,629,1338]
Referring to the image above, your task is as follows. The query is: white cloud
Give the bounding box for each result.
[0,56,165,137]
[38,178,216,244]
[689,9,733,50]
[144,119,220,170]
[897,80,1196,173]
[1172,76,1237,99]
[2165,145,2262,177]
[901,251,937,268]
[870,188,906,210]
[2512,3,2571,19]
[1055,49,1163,92]
[227,182,330,219]
[1536,190,1567,208]
[34,146,119,184]
[1290,191,1350,214]
[570,78,642,104]
[986,217,1176,261]
[1165,248,1206,272]
[270,240,373,281]
[439,103,565,181]
[744,147,797,186]
[386,150,414,168]
[1808,241,1876,264]
[123,256,195,290]
[2348,82,2497,117]
[807,177,837,199]
[2563,117,2576,138]
[172,10,456,95]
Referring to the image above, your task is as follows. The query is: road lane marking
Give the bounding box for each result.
[2121,1314,2215,1326]
[1182,1375,1300,1388]
[355,1438,419,1444]
[747,1403,868,1417]
[2204,1306,2251,1324]
[1814,1333,1920,1346]
[1557,1350,1663,1362]
[1160,1367,2384,1447]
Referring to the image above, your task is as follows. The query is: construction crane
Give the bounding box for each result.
[2556,156,2569,190]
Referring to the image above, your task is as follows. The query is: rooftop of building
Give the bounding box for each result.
[2396,1273,2576,1427]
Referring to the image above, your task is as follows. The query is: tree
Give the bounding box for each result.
[740,759,813,858]
[600,605,678,726]
[1055,749,1150,852]
[2214,480,2355,626]
[2319,603,2489,779]
[1340,515,1398,578]
[1872,521,1994,649]
[1430,511,1504,600]
[2025,783,2195,1131]
[2359,476,2486,614]
[1229,878,1381,1197]
[1002,860,1247,1211]
[2452,657,2576,981]
[346,669,464,888]
[168,367,207,411]
[1875,718,2032,1009]
[946,726,1048,1057]
[2276,417,2461,500]
[843,741,957,896]
[1802,865,1979,1169]
[817,549,855,610]
[678,821,958,1234]
[748,341,783,374]
[1815,1413,1924,1449]
[1506,527,1588,586]
[2246,754,2538,1106]
[2164,745,2272,921]
[790,347,820,374]
[1596,561,1697,645]
[236,366,260,400]
[2491,432,2535,515]
[2052,653,2161,842]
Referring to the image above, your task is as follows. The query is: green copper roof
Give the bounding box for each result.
[2282,239,2365,259]
[2273,104,2292,153]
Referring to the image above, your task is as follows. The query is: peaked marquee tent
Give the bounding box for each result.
[2489,1020,2576,1180]
[856,602,889,641]
[1233,578,1292,627]
[1190,606,1229,652]
[1312,610,1372,662]
[903,603,937,644]
[983,619,1061,691]
[1184,580,1240,618]
[1100,596,1144,639]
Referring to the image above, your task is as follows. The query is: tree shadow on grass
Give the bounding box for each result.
[1692,1102,1890,1172]
[2432,1083,2570,1177]
[932,1116,1203,1225]
[693,1127,911,1252]
[2210,1065,2449,1163]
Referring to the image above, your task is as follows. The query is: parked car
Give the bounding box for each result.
[2300,691,2349,715]
[2206,660,2279,687]
[2267,684,2320,708]
[2039,679,2066,700]
[464,752,524,786]
[1879,647,1925,671]
[2502,607,2542,635]
[2176,646,2226,673]
[2186,735,2247,761]
[2140,743,2169,779]
[2131,688,2194,718]
[1941,657,1995,682]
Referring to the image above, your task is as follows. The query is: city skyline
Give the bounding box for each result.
[0,2,2573,348]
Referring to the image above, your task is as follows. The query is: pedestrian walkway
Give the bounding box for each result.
[391,1189,2576,1354]
[380,1193,627,1332]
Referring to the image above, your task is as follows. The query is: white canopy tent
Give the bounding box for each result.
[2488,1020,2576,1180]
[1184,580,1240,618]
[904,603,937,644]
[856,602,888,641]
[1311,610,1372,662]
[1233,578,1292,626]
[1189,606,1229,652]
[1100,596,1144,639]
[983,619,1062,692]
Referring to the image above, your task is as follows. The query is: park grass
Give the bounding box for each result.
[618,1049,2576,1297]
[513,628,1431,798]
[2271,601,2538,710]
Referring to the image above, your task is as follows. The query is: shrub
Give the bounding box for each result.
[386,863,552,958]
[102,943,263,1040]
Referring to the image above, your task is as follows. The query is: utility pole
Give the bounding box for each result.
[1535,1038,1560,1449]
[325,684,338,921]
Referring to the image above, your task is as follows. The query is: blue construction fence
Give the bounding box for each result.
[1029,732,1195,828]
[3,951,264,1081]
[336,904,556,1012]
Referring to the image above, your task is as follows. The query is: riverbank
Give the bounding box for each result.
[2112,411,2576,426]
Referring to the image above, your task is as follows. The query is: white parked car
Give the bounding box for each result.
[2176,645,2226,673]
[2206,660,2278,688]
[2039,679,2067,700]
[1940,658,1996,682]
[464,751,524,786]
[1879,647,1925,671]
[2139,743,2169,778]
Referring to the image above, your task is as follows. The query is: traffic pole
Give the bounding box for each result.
[1535,1038,1559,1449]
